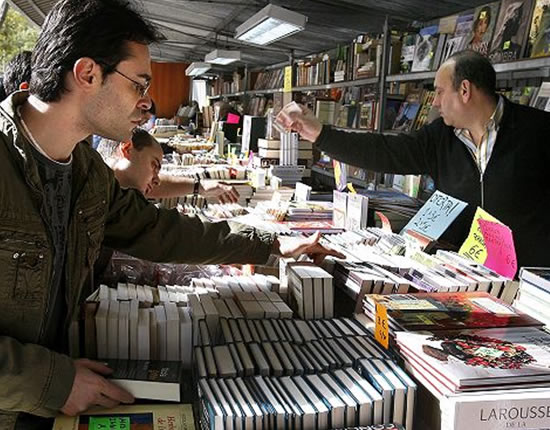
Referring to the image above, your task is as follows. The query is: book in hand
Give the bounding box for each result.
[368,292,543,332]
[106,359,182,402]
[396,326,550,392]
[53,403,194,430]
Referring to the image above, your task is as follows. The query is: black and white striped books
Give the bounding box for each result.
[288,264,334,319]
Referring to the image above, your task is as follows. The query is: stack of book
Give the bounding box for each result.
[198,369,412,430]
[253,69,284,90]
[514,267,550,326]
[257,138,314,171]
[90,299,193,366]
[287,263,334,319]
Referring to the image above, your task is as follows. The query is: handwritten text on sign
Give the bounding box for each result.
[401,190,467,240]
[375,303,389,349]
[458,207,501,263]
[479,219,517,279]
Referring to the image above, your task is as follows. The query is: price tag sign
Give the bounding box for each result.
[401,190,467,241]
[284,66,293,93]
[374,303,389,349]
[458,207,502,263]
[479,219,517,279]
[89,417,130,430]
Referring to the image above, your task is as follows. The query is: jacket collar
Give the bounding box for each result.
[0,91,94,197]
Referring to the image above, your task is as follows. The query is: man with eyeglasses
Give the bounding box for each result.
[0,0,343,428]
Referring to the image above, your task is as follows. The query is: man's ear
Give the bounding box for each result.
[120,141,133,159]
[72,58,102,91]
[460,80,472,103]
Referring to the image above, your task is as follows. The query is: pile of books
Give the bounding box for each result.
[198,368,412,430]
[514,267,550,326]
[287,263,334,319]
[253,69,284,90]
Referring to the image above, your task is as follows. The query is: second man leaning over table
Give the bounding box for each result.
[106,128,240,203]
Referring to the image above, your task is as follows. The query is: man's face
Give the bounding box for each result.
[85,41,153,142]
[433,62,466,128]
[125,143,163,196]
[475,16,489,38]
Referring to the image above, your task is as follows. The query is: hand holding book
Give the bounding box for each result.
[276,102,323,142]
[273,231,346,265]
[61,359,134,417]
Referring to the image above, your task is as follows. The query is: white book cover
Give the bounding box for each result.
[208,379,235,430]
[236,319,251,343]
[127,283,137,300]
[253,320,269,343]
[144,285,154,304]
[199,319,211,346]
[194,347,207,379]
[269,377,303,429]
[236,342,255,376]
[305,374,346,429]
[333,369,373,426]
[213,299,232,318]
[228,343,245,376]
[164,302,180,361]
[386,360,417,430]
[178,307,193,368]
[357,358,394,423]
[218,379,244,430]
[203,345,217,378]
[396,327,550,390]
[154,305,167,361]
[282,342,304,376]
[107,300,120,359]
[137,308,150,360]
[371,359,406,425]
[117,282,129,301]
[442,387,550,430]
[251,376,286,430]
[249,343,270,376]
[280,376,316,430]
[235,378,264,430]
[294,376,330,430]
[128,300,139,360]
[149,308,158,360]
[262,342,284,377]
[213,345,237,377]
[117,302,129,360]
[98,284,110,301]
[224,298,244,319]
[200,295,220,340]
[320,373,359,427]
[198,378,224,430]
[94,299,109,359]
[108,287,118,301]
[273,341,293,375]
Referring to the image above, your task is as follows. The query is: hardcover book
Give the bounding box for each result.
[465,2,501,56]
[396,326,550,391]
[489,0,535,62]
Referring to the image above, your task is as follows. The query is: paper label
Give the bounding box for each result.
[375,303,389,349]
[458,207,501,263]
[284,66,293,93]
[333,191,348,229]
[295,182,312,202]
[479,219,517,279]
[471,297,516,315]
[89,417,130,430]
[401,190,468,240]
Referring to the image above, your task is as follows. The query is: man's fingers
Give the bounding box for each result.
[78,359,113,376]
[101,380,135,404]
[95,394,121,409]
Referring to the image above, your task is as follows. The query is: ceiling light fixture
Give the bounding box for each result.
[235,4,307,46]
[185,62,212,76]
[205,49,241,65]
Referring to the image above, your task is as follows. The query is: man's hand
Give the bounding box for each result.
[276,103,323,142]
[61,359,134,416]
[200,180,240,204]
[273,231,346,265]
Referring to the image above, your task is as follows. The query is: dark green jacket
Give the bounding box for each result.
[0,92,275,427]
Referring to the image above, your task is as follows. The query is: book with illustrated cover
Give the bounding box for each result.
[411,26,439,72]
[465,2,501,56]
[396,326,550,391]
[489,0,535,62]
[392,102,421,132]
[368,292,543,332]
[441,11,475,64]
[528,0,550,56]
[53,403,194,430]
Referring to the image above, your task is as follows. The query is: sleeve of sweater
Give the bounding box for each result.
[315,121,441,176]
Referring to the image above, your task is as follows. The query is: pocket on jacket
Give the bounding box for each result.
[0,231,49,305]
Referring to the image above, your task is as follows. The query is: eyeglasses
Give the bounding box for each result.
[113,69,151,98]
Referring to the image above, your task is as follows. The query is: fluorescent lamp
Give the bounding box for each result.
[185,62,211,76]
[205,49,241,65]
[235,4,307,46]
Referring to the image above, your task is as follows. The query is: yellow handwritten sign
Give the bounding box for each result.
[284,66,293,93]
[458,207,502,263]
[347,183,357,194]
[374,303,389,349]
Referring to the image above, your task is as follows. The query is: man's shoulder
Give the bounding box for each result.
[506,100,550,126]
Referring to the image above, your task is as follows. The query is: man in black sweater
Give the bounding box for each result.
[278,50,550,269]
